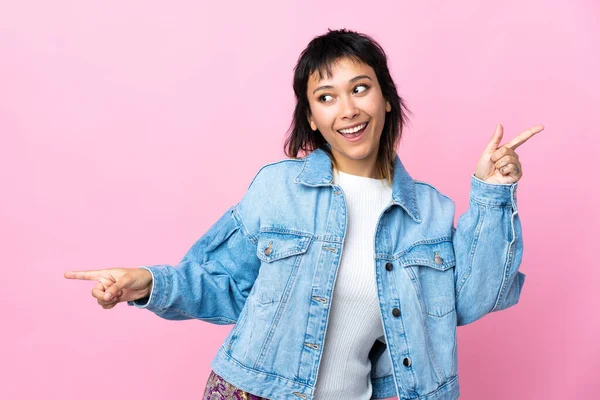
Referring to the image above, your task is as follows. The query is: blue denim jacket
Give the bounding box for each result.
[128,147,525,400]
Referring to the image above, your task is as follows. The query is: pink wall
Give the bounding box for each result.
[2,1,598,399]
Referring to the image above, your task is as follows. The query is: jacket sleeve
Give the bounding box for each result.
[453,174,525,326]
[126,177,262,325]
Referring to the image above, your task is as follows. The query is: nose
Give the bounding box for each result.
[339,95,359,120]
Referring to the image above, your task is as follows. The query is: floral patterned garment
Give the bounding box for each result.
[203,370,270,400]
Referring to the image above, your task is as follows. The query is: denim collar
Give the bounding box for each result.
[294,147,422,223]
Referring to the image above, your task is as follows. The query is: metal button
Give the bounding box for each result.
[434,251,443,265]
[403,357,412,367]
[385,262,393,271]
[392,308,401,317]
[264,241,273,256]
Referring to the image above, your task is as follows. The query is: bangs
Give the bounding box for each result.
[308,55,365,82]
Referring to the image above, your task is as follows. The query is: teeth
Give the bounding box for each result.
[339,123,367,134]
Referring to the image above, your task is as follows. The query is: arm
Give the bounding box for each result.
[453,123,543,325]
[453,174,525,326]
[127,183,262,325]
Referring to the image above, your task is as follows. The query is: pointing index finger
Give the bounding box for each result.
[505,124,544,150]
[64,270,105,281]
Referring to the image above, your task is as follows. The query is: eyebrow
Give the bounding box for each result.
[312,75,373,95]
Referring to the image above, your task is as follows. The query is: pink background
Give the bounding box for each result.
[2,1,598,399]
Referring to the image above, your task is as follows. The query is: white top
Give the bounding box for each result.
[313,168,393,400]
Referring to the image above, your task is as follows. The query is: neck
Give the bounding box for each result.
[330,153,380,179]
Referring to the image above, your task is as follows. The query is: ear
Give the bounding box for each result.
[307,113,317,131]
[385,101,391,112]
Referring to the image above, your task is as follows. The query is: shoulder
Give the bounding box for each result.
[236,157,305,226]
[411,180,457,226]
[246,157,305,190]
[413,179,455,206]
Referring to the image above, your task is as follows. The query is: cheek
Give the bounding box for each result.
[367,100,388,137]
[359,94,386,117]
[311,107,337,130]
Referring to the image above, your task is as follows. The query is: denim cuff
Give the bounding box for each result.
[469,174,518,208]
[127,266,168,311]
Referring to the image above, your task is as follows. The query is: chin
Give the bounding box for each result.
[340,146,376,160]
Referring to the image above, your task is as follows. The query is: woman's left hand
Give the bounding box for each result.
[474,124,544,184]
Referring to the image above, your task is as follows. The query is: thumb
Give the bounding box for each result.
[484,124,503,152]
[103,273,134,301]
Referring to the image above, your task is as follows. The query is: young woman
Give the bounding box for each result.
[65,29,542,400]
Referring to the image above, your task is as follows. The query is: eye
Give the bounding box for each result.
[318,94,334,103]
[353,84,369,94]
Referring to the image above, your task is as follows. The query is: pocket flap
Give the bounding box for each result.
[399,240,456,271]
[257,231,311,263]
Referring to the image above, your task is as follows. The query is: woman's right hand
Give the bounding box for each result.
[64,268,153,309]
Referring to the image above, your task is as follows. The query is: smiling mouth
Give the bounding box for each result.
[337,121,369,136]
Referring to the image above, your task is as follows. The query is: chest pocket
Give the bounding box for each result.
[253,230,311,305]
[401,240,457,317]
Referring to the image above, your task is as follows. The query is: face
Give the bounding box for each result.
[306,57,391,178]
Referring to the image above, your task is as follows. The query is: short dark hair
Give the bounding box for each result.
[283,28,412,182]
